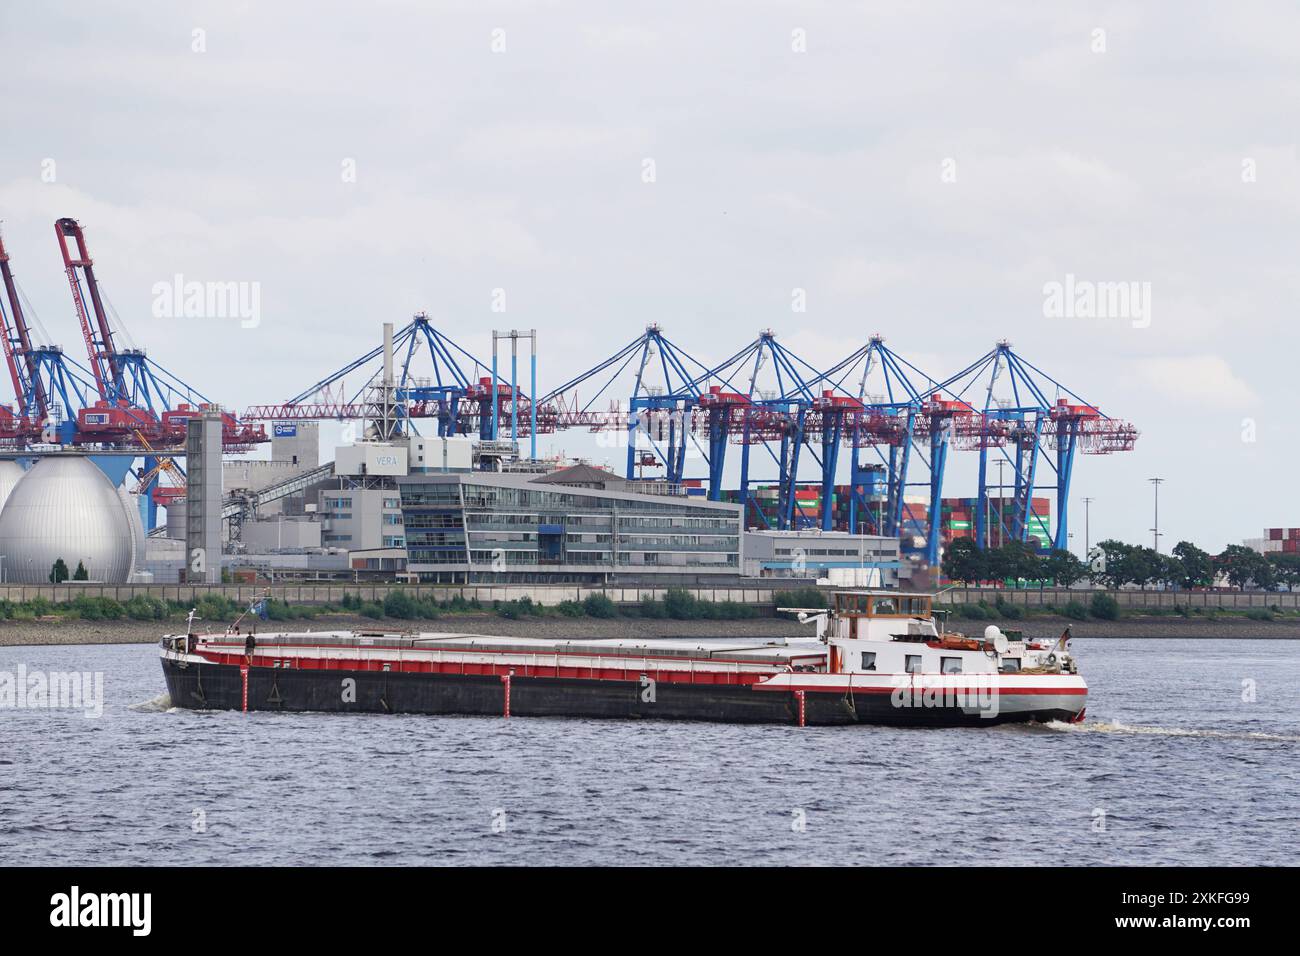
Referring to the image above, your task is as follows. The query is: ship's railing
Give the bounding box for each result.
[198,631,809,663]
[195,635,822,675]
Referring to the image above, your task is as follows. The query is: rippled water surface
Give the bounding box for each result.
[2,638,1297,865]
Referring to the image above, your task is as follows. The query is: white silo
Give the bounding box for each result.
[116,485,147,580]
[0,459,24,512]
[0,456,134,584]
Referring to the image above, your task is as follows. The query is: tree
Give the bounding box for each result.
[1090,539,1132,589]
[942,537,987,585]
[49,558,70,584]
[73,560,89,581]
[1171,541,1213,589]
[1043,549,1087,588]
[1003,540,1044,585]
[1215,545,1274,590]
[1267,553,1300,590]
[1126,546,1163,590]
[984,542,1010,584]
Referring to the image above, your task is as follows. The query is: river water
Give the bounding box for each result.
[1,638,1297,866]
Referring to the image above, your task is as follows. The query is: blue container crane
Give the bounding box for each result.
[935,340,1137,553]
[245,313,494,439]
[536,324,714,482]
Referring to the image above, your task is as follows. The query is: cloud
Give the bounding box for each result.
[1132,355,1258,408]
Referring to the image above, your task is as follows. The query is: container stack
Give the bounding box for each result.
[1262,528,1300,554]
[937,496,1052,552]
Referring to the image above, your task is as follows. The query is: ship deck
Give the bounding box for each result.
[171,630,829,677]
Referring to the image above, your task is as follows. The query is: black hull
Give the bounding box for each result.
[160,659,1078,728]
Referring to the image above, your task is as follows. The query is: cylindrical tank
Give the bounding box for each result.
[165,499,187,541]
[0,456,134,583]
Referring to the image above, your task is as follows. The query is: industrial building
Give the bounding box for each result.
[400,464,744,584]
[213,432,481,580]
[742,529,902,588]
[221,422,322,513]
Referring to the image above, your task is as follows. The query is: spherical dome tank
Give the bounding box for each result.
[0,460,24,513]
[0,456,134,584]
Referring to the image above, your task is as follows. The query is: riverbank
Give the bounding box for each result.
[3,612,1300,646]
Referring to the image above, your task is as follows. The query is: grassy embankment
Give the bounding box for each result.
[944,591,1295,624]
[0,587,831,626]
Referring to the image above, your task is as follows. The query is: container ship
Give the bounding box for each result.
[158,591,1086,727]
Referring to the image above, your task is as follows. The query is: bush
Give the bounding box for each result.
[953,603,988,621]
[261,599,320,621]
[496,597,542,619]
[556,600,585,617]
[637,595,666,619]
[993,598,1024,621]
[1246,608,1274,621]
[359,602,384,619]
[195,594,240,622]
[583,593,617,618]
[62,596,124,621]
[383,590,417,619]
[1062,600,1088,621]
[1089,592,1120,620]
[773,587,826,610]
[714,600,757,620]
[124,595,169,620]
[663,588,699,619]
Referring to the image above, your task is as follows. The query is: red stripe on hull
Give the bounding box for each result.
[196,650,772,687]
[753,683,1085,696]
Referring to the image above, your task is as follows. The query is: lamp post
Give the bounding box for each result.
[1149,478,1164,552]
[1082,497,1094,558]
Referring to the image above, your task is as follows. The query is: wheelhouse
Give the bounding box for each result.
[831,591,933,620]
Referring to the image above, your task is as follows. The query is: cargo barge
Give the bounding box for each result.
[159,591,1086,727]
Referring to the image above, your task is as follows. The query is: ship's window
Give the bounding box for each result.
[941,656,962,674]
[1000,658,1021,673]
[905,654,922,674]
[873,598,897,615]
[860,652,876,671]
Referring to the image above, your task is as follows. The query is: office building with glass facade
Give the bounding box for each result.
[399,466,743,584]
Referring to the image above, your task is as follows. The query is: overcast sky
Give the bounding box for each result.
[1,2,1296,553]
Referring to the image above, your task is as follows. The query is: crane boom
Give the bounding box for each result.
[0,228,47,421]
[55,216,123,403]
